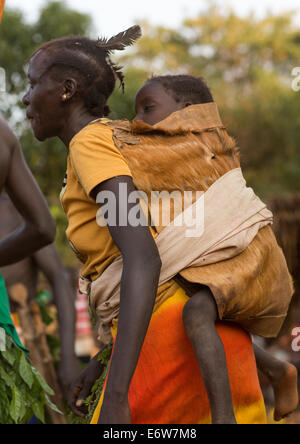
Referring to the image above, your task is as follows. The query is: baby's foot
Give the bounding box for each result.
[269,363,299,422]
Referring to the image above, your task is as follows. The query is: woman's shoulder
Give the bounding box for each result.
[68,118,132,192]
[70,119,116,147]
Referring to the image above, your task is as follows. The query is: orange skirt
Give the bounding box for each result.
[91,287,266,424]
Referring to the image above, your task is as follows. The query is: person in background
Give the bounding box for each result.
[0,115,56,422]
[0,194,81,396]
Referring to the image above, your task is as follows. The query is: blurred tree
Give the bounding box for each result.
[1,1,300,262]
[0,1,92,97]
[108,67,148,121]
[0,1,92,263]
[120,4,300,197]
[0,0,92,180]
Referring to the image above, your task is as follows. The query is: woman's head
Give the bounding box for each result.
[23,26,141,141]
[134,74,214,125]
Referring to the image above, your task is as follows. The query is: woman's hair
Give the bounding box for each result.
[149,74,214,105]
[29,26,142,117]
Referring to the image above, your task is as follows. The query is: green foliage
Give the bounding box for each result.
[0,1,92,202]
[0,1,92,95]
[118,5,300,198]
[34,1,91,43]
[108,68,148,120]
[66,344,113,424]
[85,344,113,423]
[0,334,60,424]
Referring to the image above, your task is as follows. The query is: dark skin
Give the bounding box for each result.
[23,50,162,424]
[0,116,55,263]
[0,194,81,397]
[135,80,299,423]
[134,81,189,125]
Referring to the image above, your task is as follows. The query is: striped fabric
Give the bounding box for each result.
[75,288,92,337]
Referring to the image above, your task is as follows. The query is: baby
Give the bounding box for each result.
[129,75,298,424]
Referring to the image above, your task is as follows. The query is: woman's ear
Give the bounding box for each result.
[61,78,78,102]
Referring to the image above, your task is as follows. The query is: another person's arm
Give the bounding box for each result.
[0,118,55,265]
[32,244,81,395]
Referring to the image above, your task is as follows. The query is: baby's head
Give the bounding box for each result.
[134,74,214,125]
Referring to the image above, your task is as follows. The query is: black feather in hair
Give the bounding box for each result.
[97,25,142,53]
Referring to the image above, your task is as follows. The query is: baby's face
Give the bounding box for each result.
[134,81,183,125]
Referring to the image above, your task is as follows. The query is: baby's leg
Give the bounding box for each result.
[182,285,237,424]
[254,343,298,421]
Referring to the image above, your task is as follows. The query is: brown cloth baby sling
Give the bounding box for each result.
[88,103,294,341]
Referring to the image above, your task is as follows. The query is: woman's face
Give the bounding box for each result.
[22,50,65,141]
[134,81,184,125]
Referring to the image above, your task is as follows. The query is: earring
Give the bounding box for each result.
[62,94,67,101]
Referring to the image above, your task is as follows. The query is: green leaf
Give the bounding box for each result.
[9,387,22,423]
[39,304,54,326]
[19,353,34,389]
[31,367,54,396]
[45,395,62,415]
[32,401,45,424]
[0,341,62,424]
[5,335,13,350]
[1,348,16,366]
[0,384,10,423]
[18,400,27,423]
[98,343,113,366]
[0,365,15,388]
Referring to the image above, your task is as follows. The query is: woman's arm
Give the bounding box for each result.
[91,175,162,424]
[0,118,56,265]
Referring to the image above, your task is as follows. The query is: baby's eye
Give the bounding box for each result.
[144,104,155,112]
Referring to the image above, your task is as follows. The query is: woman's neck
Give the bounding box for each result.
[59,107,103,147]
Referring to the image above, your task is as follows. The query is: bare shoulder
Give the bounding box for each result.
[0,115,17,155]
[0,115,17,146]
[0,116,18,188]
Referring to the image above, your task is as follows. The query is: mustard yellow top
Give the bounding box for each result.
[60,118,179,304]
[60,120,132,280]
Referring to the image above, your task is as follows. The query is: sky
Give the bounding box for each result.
[6,0,300,35]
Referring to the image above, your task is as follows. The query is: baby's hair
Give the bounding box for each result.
[148,74,214,105]
[29,26,142,117]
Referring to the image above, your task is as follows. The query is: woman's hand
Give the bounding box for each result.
[68,351,105,417]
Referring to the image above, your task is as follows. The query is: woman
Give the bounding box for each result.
[22,26,163,424]
[22,30,267,424]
